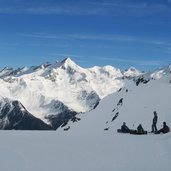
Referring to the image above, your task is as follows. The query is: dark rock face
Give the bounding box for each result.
[44,100,77,130]
[0,98,80,130]
[0,100,53,130]
[117,98,123,106]
[111,112,119,122]
[78,90,100,110]
[135,77,150,86]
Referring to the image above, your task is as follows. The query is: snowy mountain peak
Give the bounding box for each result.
[39,62,51,70]
[127,67,138,72]
[124,67,142,78]
[1,66,13,71]
[144,65,171,80]
[0,66,14,78]
[61,57,73,64]
[59,57,80,70]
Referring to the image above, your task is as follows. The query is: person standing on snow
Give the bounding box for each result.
[152,111,158,133]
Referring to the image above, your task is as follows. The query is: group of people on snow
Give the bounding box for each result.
[118,111,170,135]
[119,122,147,134]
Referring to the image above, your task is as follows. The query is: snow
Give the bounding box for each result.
[0,70,171,171]
[0,131,170,170]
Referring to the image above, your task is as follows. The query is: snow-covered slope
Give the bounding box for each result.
[59,66,171,133]
[0,66,171,171]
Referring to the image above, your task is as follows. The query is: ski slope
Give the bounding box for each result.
[0,70,171,171]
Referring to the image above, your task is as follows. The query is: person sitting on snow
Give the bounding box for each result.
[129,124,147,135]
[156,122,170,134]
[137,124,145,134]
[121,122,130,133]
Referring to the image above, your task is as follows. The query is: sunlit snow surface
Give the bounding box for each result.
[0,71,171,171]
[0,131,170,171]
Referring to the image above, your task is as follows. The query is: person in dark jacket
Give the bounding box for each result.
[156,122,170,134]
[137,124,145,134]
[152,111,158,133]
[130,124,147,134]
[121,122,130,133]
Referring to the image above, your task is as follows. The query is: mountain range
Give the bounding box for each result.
[0,58,170,130]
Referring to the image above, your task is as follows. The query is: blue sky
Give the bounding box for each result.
[0,0,171,70]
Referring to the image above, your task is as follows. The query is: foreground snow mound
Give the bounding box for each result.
[0,97,53,130]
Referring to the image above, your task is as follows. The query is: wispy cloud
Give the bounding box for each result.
[98,57,166,67]
[17,33,67,39]
[0,0,170,16]
[88,0,170,16]
[49,53,83,58]
[90,0,168,9]
[16,33,171,47]
[0,1,105,15]
[0,43,19,49]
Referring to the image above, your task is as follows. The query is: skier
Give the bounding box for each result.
[152,111,158,133]
[156,122,170,134]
